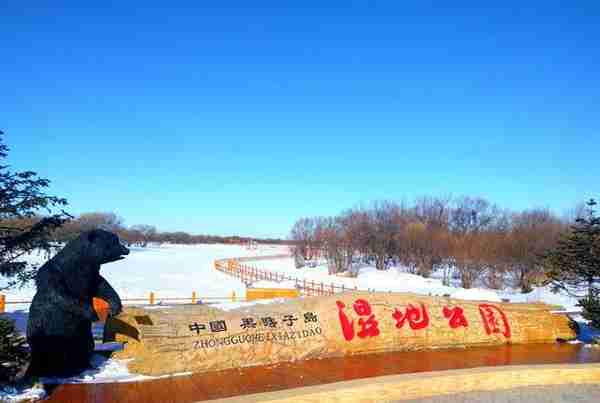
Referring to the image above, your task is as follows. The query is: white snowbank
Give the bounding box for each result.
[0,385,46,402]
[500,286,581,311]
[255,258,506,301]
[250,280,297,289]
[212,297,289,311]
[40,355,147,384]
[450,288,502,302]
[256,257,588,307]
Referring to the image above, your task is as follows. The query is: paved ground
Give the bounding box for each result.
[402,384,600,403]
[42,345,600,402]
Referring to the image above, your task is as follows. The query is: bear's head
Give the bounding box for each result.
[82,229,130,265]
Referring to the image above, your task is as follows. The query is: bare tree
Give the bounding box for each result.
[506,209,563,292]
[413,195,451,228]
[449,196,499,288]
[365,201,403,271]
[77,212,124,233]
[404,221,450,278]
[130,224,157,247]
[320,216,347,275]
[286,195,570,292]
[290,217,315,260]
[403,196,452,277]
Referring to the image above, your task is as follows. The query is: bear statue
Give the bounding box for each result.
[26,229,128,377]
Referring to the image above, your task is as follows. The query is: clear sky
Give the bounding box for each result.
[2,2,598,238]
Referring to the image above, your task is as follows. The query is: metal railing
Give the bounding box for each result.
[214,257,357,297]
[0,290,246,313]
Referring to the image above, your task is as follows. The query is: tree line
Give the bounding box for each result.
[4,211,292,249]
[290,196,586,293]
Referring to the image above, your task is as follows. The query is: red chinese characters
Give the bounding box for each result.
[392,303,429,330]
[442,306,468,329]
[336,299,380,341]
[478,304,511,338]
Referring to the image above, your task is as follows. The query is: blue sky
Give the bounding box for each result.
[2,2,598,238]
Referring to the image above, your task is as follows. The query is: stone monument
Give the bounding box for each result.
[105,291,576,376]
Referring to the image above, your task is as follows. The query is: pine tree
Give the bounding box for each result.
[544,199,600,326]
[0,316,29,382]
[0,129,70,383]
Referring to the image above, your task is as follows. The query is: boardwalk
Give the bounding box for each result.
[43,343,600,403]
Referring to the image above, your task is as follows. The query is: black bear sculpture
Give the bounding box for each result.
[26,229,128,377]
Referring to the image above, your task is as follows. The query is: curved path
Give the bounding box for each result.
[43,343,600,402]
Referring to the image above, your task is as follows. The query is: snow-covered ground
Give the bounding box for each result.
[256,257,581,311]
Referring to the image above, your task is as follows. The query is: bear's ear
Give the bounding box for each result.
[87,231,98,243]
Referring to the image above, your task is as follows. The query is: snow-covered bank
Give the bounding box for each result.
[256,257,581,310]
[257,258,502,301]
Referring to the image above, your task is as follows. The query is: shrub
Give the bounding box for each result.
[0,317,29,383]
[578,289,600,329]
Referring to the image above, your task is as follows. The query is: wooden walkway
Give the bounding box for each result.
[43,343,600,403]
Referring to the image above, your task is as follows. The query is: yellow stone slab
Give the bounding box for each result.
[104,291,576,376]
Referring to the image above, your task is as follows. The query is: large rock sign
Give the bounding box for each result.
[104,292,576,376]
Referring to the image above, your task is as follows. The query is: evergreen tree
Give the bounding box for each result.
[0,316,28,382]
[544,199,600,326]
[0,130,69,383]
[0,130,69,290]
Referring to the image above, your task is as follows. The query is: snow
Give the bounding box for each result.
[256,257,585,308]
[254,258,504,301]
[40,355,146,384]
[0,385,46,402]
[250,280,297,289]
[449,288,502,302]
[570,317,600,343]
[499,286,581,312]
[211,297,288,311]
[1,243,290,312]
